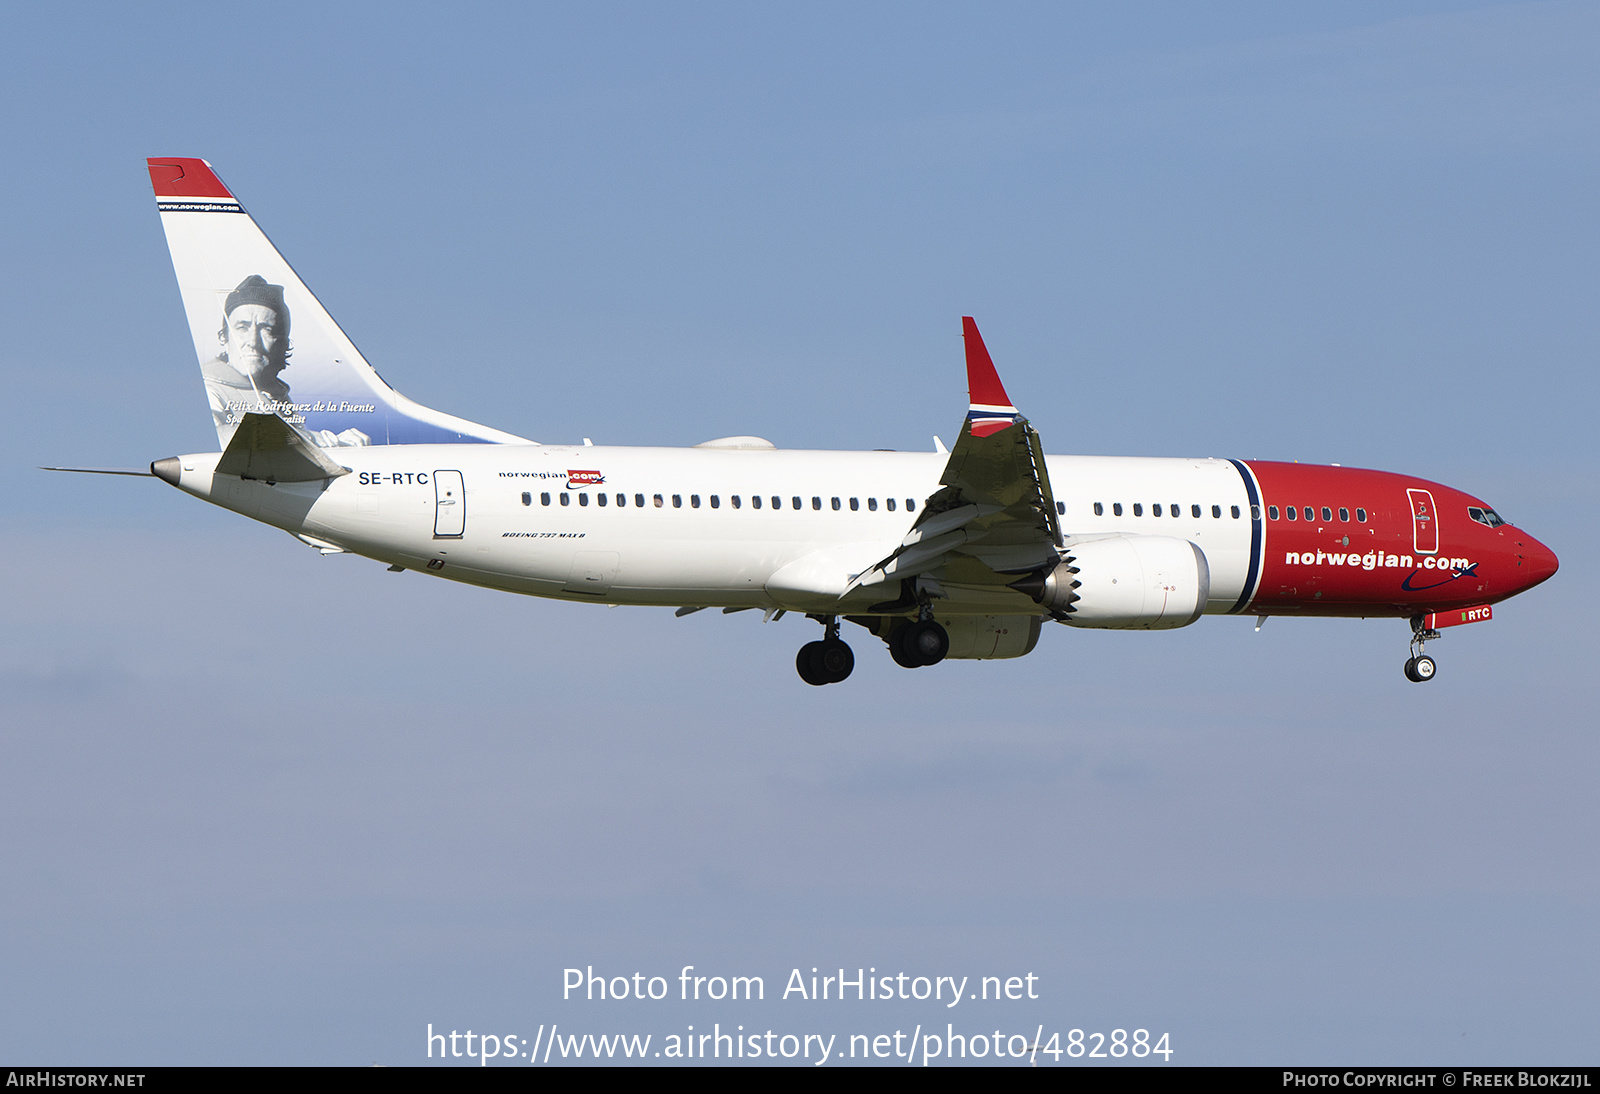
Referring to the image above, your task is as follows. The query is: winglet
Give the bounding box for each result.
[962,317,1021,437]
[147,158,235,200]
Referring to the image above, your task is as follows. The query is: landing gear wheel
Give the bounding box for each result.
[797,638,854,685]
[797,641,828,686]
[889,626,922,669]
[902,620,950,666]
[1405,616,1441,684]
[816,638,854,682]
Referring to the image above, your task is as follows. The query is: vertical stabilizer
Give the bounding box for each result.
[148,158,531,449]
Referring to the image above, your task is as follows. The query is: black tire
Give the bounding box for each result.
[817,639,854,683]
[905,620,950,666]
[1411,654,1437,682]
[888,626,921,668]
[796,641,829,686]
[1403,656,1420,682]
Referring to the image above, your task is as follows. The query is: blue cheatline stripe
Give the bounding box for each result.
[1227,459,1263,614]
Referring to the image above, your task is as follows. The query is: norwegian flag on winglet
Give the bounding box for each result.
[962,317,1022,437]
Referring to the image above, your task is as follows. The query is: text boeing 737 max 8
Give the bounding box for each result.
[59,158,1559,685]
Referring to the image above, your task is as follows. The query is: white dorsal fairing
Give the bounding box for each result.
[147,158,532,450]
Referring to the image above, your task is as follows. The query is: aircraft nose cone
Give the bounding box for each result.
[1517,533,1559,590]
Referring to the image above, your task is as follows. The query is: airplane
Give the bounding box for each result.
[48,157,1560,686]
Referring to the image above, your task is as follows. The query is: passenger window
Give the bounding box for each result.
[1303,507,1313,521]
[710,495,719,509]
[771,496,781,510]
[579,493,589,506]
[1093,502,1103,516]
[691,495,701,508]
[868,498,877,511]
[731,495,741,509]
[560,493,570,506]
[672,495,682,508]
[1153,504,1162,517]
[617,493,626,507]
[1057,501,1066,515]
[635,494,645,507]
[1251,504,1261,521]
[1356,508,1367,522]
[792,497,802,510]
[1268,505,1279,520]
[1191,504,1201,518]
[849,497,858,511]
[812,497,821,510]
[1338,507,1348,522]
[541,492,551,506]
[1320,507,1331,522]
[752,495,761,509]
[653,494,663,508]
[1212,505,1221,518]
[1133,503,1143,516]
[1231,506,1241,518]
[886,498,897,512]
[906,499,916,512]
[1171,504,1180,518]
[1113,503,1123,516]
[521,492,531,506]
[597,493,606,506]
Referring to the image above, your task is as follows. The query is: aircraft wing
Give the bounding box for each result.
[849,318,1062,598]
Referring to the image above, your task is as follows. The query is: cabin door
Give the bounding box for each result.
[1407,488,1438,555]
[434,470,465,537]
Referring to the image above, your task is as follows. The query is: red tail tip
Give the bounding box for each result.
[146,158,233,199]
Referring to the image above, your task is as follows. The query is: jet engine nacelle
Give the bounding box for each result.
[1017,535,1210,630]
[939,614,1043,659]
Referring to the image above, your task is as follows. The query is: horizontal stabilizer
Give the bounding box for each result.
[214,412,351,483]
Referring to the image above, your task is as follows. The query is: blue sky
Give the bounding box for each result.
[0,1,1595,1065]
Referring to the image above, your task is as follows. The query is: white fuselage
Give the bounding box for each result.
[166,443,1260,616]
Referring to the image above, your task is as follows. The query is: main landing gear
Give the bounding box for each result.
[888,609,949,669]
[1403,615,1440,683]
[793,609,952,683]
[797,615,854,686]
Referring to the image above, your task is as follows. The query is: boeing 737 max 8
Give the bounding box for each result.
[49,158,1560,685]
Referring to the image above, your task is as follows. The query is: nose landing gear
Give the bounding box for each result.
[797,615,854,686]
[1403,616,1440,683]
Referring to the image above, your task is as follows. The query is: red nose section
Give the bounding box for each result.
[1518,533,1559,591]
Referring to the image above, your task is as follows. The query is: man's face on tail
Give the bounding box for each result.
[224,304,283,381]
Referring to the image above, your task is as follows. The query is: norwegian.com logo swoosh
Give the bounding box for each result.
[1401,560,1478,591]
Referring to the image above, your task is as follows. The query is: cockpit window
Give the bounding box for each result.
[1467,506,1507,528]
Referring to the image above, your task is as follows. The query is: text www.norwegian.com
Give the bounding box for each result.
[428,1024,1171,1065]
